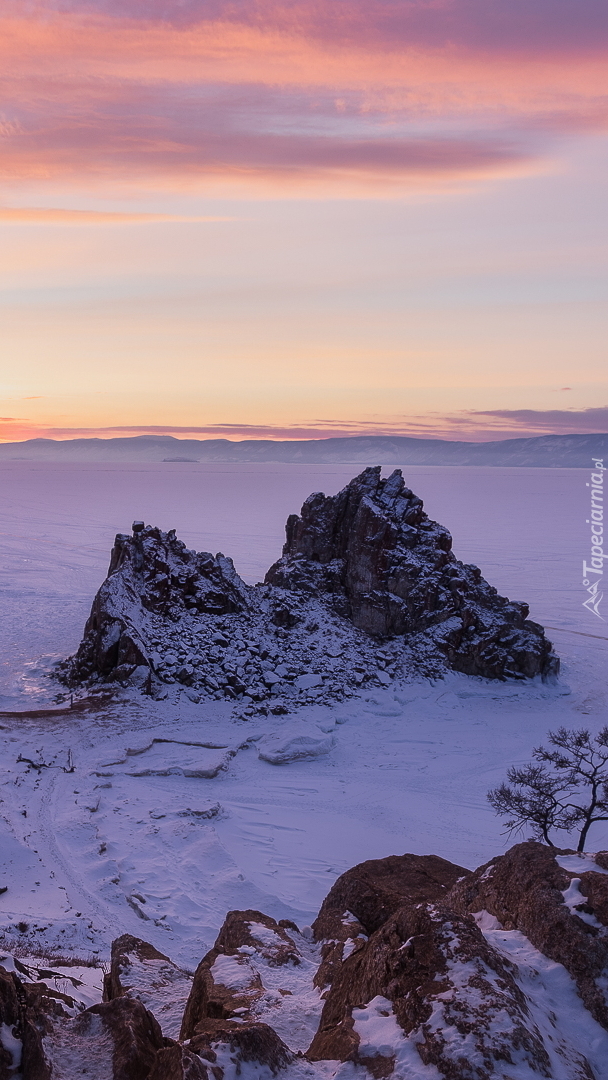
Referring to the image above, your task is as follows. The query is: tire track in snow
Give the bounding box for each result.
[34,769,124,941]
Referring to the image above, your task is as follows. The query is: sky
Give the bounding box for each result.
[0,0,607,443]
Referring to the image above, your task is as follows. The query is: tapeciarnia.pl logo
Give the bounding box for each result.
[582,457,605,620]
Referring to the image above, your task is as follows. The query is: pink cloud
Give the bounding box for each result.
[3,408,606,444]
[0,2,605,189]
[45,1,608,56]
[0,207,235,222]
[470,408,608,435]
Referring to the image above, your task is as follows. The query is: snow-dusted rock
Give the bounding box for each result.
[18,841,608,1078]
[308,901,559,1077]
[447,839,608,1031]
[181,910,301,1040]
[0,970,165,1080]
[48,996,164,1080]
[267,466,558,681]
[148,1044,209,1080]
[308,845,608,1078]
[62,468,558,699]
[103,934,193,1040]
[188,1020,294,1078]
[67,524,251,682]
[294,674,322,691]
[312,852,467,993]
[262,671,283,687]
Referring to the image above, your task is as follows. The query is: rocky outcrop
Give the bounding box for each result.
[148,1044,210,1080]
[62,468,558,697]
[313,851,468,939]
[84,997,165,1080]
[189,1020,293,1076]
[447,840,608,1030]
[1,965,51,1080]
[306,843,608,1078]
[266,467,558,680]
[8,841,608,1078]
[104,934,193,1040]
[0,969,164,1080]
[180,910,301,1040]
[69,525,250,684]
[312,852,467,991]
[307,901,554,1078]
[0,962,75,1080]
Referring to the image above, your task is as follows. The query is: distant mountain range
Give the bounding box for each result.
[0,433,606,466]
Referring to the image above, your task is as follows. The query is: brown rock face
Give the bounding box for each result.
[104,934,174,1000]
[2,964,166,1080]
[103,934,193,1040]
[0,968,31,1080]
[189,1020,293,1076]
[180,910,300,1040]
[447,840,608,1030]
[214,910,300,967]
[312,852,469,992]
[148,1044,211,1080]
[86,997,165,1080]
[308,901,553,1079]
[0,965,60,1080]
[314,852,469,939]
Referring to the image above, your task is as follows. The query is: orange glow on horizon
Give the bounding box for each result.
[0,0,606,440]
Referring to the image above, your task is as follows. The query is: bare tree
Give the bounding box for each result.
[488,727,608,852]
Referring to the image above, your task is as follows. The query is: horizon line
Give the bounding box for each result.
[1,431,607,448]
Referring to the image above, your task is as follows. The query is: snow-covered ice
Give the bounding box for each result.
[258,726,337,765]
[0,460,606,1013]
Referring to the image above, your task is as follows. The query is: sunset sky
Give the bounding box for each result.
[1,0,607,442]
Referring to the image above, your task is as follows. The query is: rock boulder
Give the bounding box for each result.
[447,839,608,1029]
[180,910,300,1040]
[312,852,468,992]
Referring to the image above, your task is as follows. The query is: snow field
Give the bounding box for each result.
[0,462,607,1078]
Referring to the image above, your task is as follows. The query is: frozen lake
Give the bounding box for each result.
[1,460,607,968]
[0,461,601,700]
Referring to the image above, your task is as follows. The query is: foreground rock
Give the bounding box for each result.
[189,1020,294,1076]
[180,910,302,1039]
[448,840,608,1030]
[312,852,468,992]
[0,973,164,1080]
[104,934,193,1040]
[4,842,608,1078]
[61,468,558,701]
[308,901,556,1077]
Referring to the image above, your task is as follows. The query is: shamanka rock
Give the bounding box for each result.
[61,467,558,700]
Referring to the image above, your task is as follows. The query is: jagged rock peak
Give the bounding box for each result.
[61,467,558,694]
[107,523,251,618]
[267,466,558,679]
